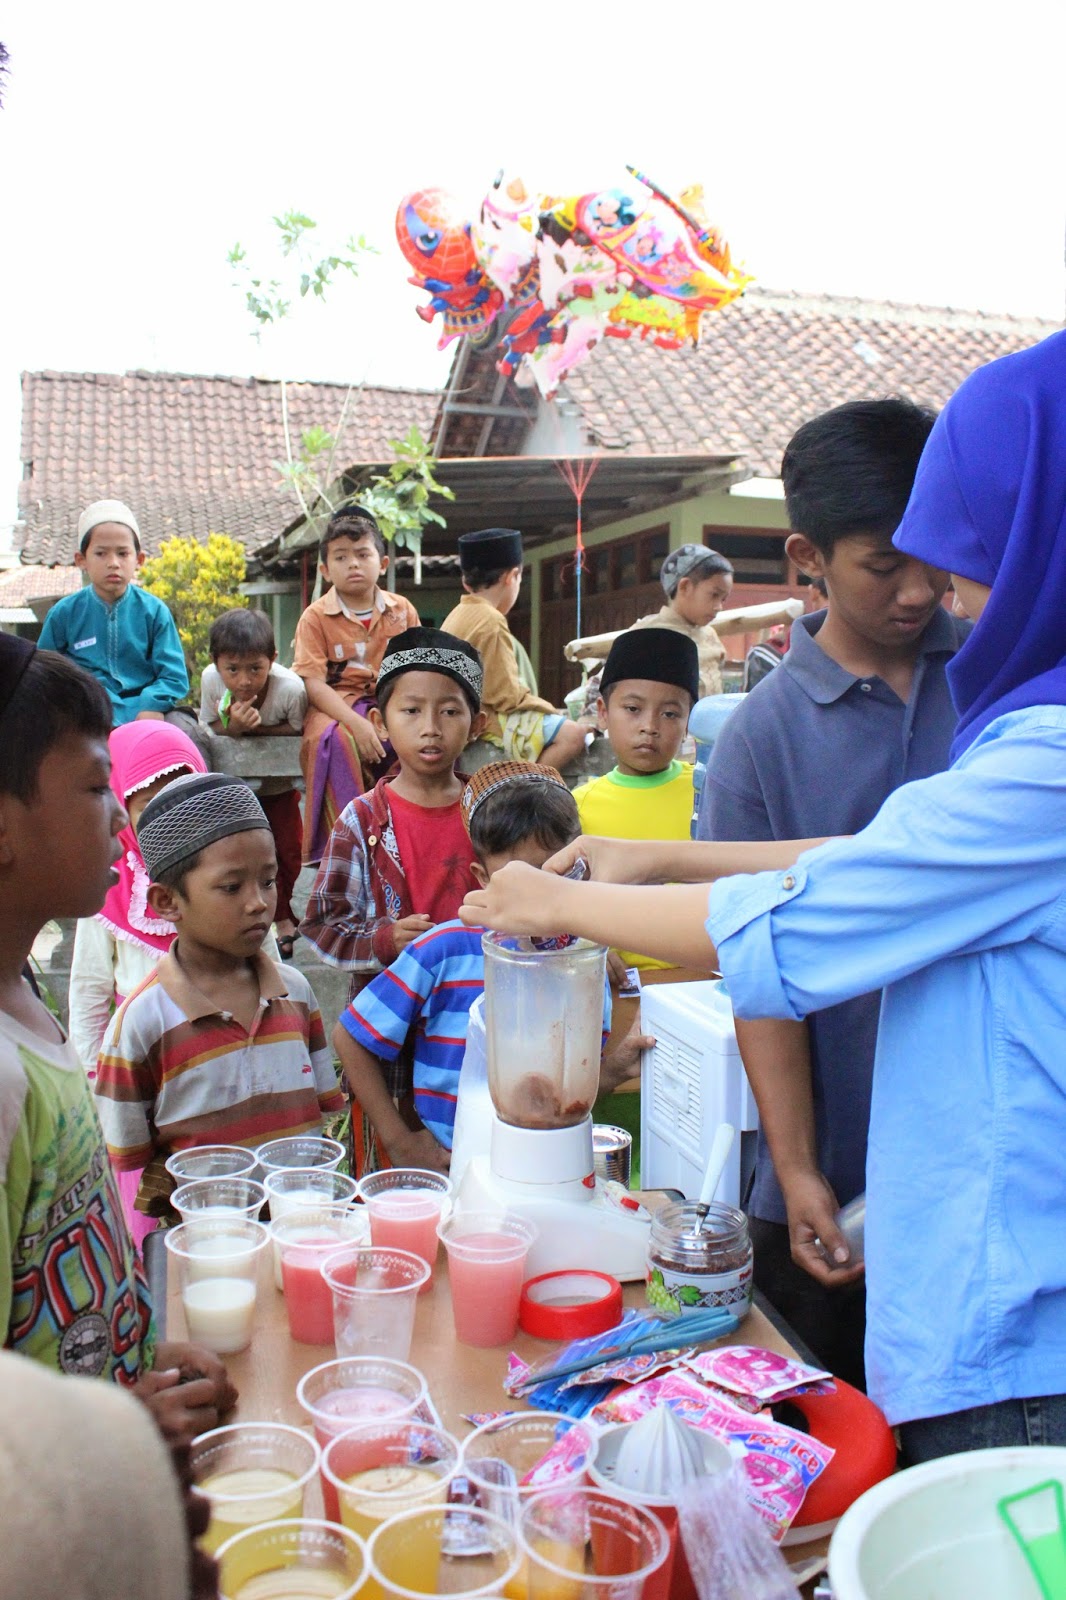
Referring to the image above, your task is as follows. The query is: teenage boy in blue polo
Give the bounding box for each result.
[697,398,969,1388]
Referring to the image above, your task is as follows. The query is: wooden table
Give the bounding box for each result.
[156,1228,830,1588]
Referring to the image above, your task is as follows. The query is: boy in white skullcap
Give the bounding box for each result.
[38,498,189,724]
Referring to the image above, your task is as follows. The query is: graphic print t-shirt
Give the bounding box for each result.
[386,791,477,927]
[0,1010,153,1382]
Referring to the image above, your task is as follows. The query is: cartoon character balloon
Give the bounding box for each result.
[396,188,503,348]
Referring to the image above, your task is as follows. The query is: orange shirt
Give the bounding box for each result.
[292,586,419,703]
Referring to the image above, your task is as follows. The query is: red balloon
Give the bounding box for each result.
[395,188,478,289]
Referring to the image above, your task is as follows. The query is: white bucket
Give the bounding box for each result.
[828,1445,1066,1599]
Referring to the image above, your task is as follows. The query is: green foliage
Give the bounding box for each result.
[140,533,247,697]
[360,427,456,553]
[228,212,376,333]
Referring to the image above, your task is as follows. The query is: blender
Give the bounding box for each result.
[455,933,651,1280]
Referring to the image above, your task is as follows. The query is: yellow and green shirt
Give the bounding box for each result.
[573,761,695,968]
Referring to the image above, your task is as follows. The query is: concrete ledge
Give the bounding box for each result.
[204,735,302,780]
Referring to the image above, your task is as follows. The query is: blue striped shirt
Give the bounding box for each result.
[341,922,613,1149]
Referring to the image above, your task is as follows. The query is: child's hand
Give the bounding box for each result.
[460,861,566,936]
[134,1367,223,1448]
[606,950,630,989]
[387,1126,451,1175]
[599,1014,655,1095]
[346,711,387,765]
[155,1339,239,1415]
[228,698,262,734]
[393,913,434,953]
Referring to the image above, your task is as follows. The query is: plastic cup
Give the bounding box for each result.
[165,1145,259,1183]
[322,1420,461,1540]
[323,1245,430,1360]
[217,1517,367,1600]
[171,1177,267,1223]
[255,1135,346,1177]
[366,1505,520,1599]
[270,1209,369,1342]
[437,1212,537,1347]
[519,1487,670,1600]
[264,1168,362,1290]
[165,1218,269,1354]
[463,1413,597,1503]
[359,1170,452,1286]
[191,1423,321,1556]
[296,1356,434,1522]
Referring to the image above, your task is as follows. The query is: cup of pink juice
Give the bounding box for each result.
[296,1357,435,1522]
[437,1212,537,1348]
[359,1169,452,1288]
[271,1209,368,1343]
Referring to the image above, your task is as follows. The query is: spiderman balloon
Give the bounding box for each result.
[395,188,502,347]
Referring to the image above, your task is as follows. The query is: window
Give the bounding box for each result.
[703,528,788,585]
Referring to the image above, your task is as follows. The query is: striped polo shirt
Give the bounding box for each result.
[340,921,614,1149]
[94,947,344,1169]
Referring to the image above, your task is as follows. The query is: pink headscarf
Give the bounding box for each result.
[96,722,207,954]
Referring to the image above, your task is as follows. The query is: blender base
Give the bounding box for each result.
[457,1153,651,1283]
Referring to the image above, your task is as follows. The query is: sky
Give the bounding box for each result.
[2,1,1064,542]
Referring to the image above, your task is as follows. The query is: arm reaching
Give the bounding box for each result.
[542,834,831,886]
[332,1024,449,1174]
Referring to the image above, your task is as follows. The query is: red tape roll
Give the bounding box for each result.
[519,1270,624,1341]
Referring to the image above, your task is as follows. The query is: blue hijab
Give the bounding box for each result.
[894,329,1066,761]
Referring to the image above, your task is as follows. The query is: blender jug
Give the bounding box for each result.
[481,934,606,1129]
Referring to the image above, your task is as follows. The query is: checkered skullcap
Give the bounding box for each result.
[137,772,270,880]
[460,761,569,835]
[659,543,733,597]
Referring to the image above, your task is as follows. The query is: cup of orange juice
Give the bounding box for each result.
[216,1517,366,1600]
[518,1487,670,1600]
[322,1419,461,1539]
[191,1423,320,1556]
[366,1504,519,1598]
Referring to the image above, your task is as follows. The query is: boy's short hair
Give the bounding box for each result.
[209,608,276,661]
[77,499,142,556]
[138,772,271,896]
[462,564,517,592]
[0,644,111,803]
[320,505,386,562]
[462,763,579,859]
[781,398,937,555]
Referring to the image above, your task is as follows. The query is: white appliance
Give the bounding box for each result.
[639,980,759,1204]
[454,934,651,1282]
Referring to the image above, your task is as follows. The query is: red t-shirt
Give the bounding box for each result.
[386,790,477,925]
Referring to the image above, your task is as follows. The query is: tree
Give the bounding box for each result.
[140,533,247,697]
[228,213,453,575]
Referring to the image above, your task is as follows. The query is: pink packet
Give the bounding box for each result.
[684,1345,833,1404]
[519,1425,594,1489]
[561,1348,695,1390]
[462,1410,519,1429]
[504,1354,533,1397]
[590,1371,833,1542]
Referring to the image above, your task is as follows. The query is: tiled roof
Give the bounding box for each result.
[18,370,440,566]
[0,563,81,605]
[437,288,1060,473]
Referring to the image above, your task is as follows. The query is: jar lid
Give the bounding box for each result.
[519,1270,624,1340]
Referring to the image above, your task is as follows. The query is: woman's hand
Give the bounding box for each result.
[541,836,660,885]
[460,862,569,937]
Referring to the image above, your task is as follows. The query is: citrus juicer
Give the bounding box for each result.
[455,932,651,1280]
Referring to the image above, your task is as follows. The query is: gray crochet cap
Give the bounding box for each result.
[137,772,270,880]
[660,544,733,597]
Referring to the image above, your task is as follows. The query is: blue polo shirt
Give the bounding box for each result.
[697,607,969,1223]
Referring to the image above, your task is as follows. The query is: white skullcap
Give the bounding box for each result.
[78,500,141,548]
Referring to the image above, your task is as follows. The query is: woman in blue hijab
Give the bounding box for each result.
[463,329,1066,1463]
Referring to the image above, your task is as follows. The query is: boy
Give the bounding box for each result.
[293,504,420,861]
[333,764,620,1175]
[0,636,232,1443]
[632,544,735,699]
[200,607,307,956]
[573,627,699,978]
[441,527,587,770]
[301,627,486,991]
[38,498,189,724]
[696,397,968,1386]
[94,772,345,1211]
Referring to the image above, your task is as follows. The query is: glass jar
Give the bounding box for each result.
[646,1201,753,1317]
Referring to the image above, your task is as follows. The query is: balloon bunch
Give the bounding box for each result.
[395,169,752,400]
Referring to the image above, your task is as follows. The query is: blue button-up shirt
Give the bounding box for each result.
[698,608,967,1222]
[38,584,189,724]
[706,707,1066,1425]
